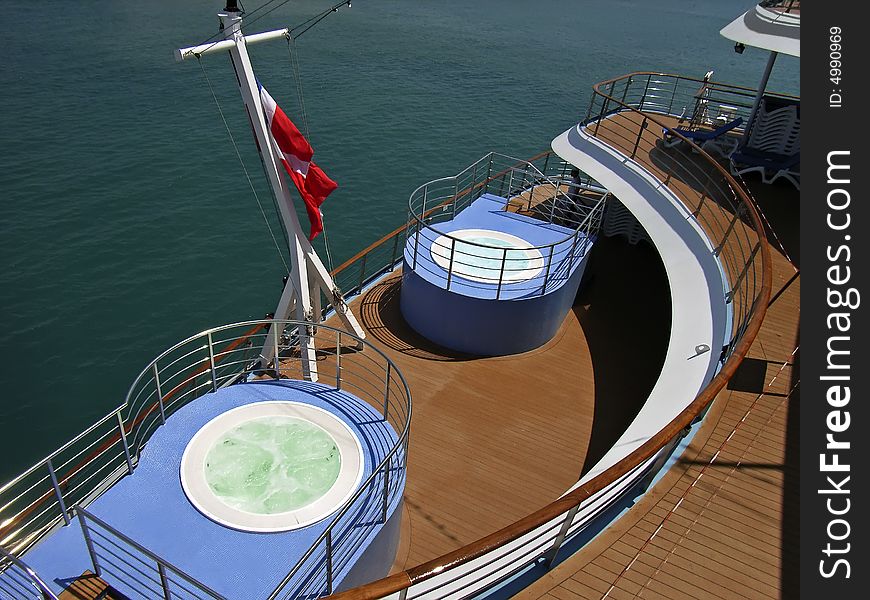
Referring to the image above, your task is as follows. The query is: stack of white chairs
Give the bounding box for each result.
[730,97,800,189]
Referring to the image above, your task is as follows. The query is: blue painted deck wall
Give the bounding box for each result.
[19,380,402,599]
[400,194,591,355]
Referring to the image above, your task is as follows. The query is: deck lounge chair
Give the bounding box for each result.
[662,117,744,157]
[730,97,800,189]
[731,147,800,189]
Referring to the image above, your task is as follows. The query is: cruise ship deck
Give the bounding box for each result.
[0,1,802,597]
[325,73,797,600]
[343,235,671,570]
[510,138,799,600]
[1,71,797,600]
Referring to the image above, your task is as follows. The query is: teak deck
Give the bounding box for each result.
[58,571,120,600]
[325,110,798,597]
[323,235,671,570]
[512,113,799,599]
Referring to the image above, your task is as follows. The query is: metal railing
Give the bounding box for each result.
[0,322,277,557]
[330,229,407,307]
[1,320,411,600]
[0,545,58,599]
[327,71,773,600]
[0,72,775,600]
[405,152,606,298]
[0,202,414,557]
[587,71,797,136]
[587,72,772,351]
[75,506,226,600]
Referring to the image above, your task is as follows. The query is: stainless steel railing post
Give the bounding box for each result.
[116,413,133,475]
[76,506,227,599]
[544,504,580,567]
[621,75,632,104]
[714,207,742,257]
[158,563,172,600]
[540,245,555,296]
[594,96,609,136]
[451,178,459,219]
[585,93,596,124]
[153,363,166,425]
[335,331,342,390]
[725,242,761,304]
[358,253,368,292]
[76,509,102,577]
[325,530,333,595]
[207,332,218,392]
[496,248,507,300]
[446,238,456,291]
[46,459,70,526]
[390,233,401,268]
[412,220,420,270]
[568,230,580,268]
[383,363,391,420]
[642,74,651,110]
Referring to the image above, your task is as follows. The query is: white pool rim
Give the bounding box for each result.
[429,229,545,284]
[180,401,365,533]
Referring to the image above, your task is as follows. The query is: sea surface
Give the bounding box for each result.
[0,0,798,481]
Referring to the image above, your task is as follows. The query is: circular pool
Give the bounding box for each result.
[430,229,544,284]
[180,402,364,532]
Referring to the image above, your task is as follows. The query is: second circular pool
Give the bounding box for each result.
[430,229,545,284]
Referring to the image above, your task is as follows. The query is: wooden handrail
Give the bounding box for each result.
[328,72,773,600]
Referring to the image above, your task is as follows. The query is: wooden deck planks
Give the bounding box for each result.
[321,226,672,569]
[58,571,120,600]
[515,111,799,599]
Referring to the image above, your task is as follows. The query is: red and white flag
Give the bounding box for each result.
[259,84,337,240]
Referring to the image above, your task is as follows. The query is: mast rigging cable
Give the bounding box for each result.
[197,56,291,275]
[193,0,353,276]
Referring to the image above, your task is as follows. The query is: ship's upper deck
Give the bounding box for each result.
[1,67,798,600]
[326,71,795,600]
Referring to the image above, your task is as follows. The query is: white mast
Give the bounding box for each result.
[176,1,365,382]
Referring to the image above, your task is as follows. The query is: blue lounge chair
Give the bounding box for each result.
[662,117,744,156]
[730,147,800,190]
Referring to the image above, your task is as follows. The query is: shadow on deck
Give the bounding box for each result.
[338,232,672,568]
[574,235,671,476]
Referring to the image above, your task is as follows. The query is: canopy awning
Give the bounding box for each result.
[720,2,800,58]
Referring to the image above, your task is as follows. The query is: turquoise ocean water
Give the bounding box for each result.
[0,0,797,481]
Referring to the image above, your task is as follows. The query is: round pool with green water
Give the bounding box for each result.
[204,416,341,514]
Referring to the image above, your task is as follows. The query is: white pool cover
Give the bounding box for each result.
[430,229,545,284]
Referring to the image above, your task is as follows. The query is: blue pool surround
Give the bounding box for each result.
[401,193,592,355]
[20,380,403,599]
